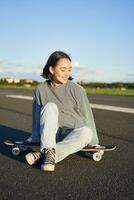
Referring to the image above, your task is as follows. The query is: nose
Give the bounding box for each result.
[66,70,71,76]
[64,73,70,78]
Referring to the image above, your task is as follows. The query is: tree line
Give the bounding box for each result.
[0,79,134,89]
[0,79,38,86]
[78,82,134,89]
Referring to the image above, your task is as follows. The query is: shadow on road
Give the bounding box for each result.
[0,124,92,166]
[0,124,33,165]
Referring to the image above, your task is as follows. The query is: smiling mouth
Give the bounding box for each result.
[63,77,68,79]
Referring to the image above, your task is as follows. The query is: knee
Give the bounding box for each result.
[41,102,59,114]
[81,126,93,144]
[45,102,58,110]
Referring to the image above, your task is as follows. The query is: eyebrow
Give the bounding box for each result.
[59,66,72,69]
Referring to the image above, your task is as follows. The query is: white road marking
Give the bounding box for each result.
[91,103,134,114]
[6,95,33,100]
[6,94,134,114]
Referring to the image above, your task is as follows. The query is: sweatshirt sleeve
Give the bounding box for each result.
[76,86,99,145]
[31,87,41,141]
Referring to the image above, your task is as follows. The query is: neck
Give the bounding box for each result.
[51,80,62,87]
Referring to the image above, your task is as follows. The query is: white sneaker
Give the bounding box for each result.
[41,148,55,172]
[25,151,43,165]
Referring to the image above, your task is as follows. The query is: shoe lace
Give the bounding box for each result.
[32,152,42,161]
[45,148,55,164]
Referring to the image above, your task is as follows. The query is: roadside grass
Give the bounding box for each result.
[0,85,134,96]
[0,85,35,90]
[85,87,134,96]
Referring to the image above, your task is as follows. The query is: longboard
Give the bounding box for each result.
[80,145,116,161]
[4,139,116,162]
[4,140,40,156]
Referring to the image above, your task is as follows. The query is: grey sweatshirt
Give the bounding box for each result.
[32,80,99,145]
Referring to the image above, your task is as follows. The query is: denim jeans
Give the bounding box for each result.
[39,102,98,163]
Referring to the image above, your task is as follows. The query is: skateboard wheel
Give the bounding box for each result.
[12,147,20,156]
[93,152,102,161]
[99,150,104,155]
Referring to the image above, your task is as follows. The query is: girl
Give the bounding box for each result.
[25,51,99,172]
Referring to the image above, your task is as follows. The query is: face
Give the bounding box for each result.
[49,58,72,86]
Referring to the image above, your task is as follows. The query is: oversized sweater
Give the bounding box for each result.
[32,80,99,145]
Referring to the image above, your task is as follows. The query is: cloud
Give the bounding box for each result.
[71,60,133,83]
[72,67,104,82]
[72,61,80,68]
[1,60,133,83]
[127,73,134,77]
[0,61,43,81]
[123,73,134,82]
[72,61,104,82]
[0,60,117,83]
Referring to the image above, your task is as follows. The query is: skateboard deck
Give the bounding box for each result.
[4,139,116,162]
[80,145,116,161]
[4,139,40,156]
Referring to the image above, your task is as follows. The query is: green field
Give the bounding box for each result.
[0,85,134,96]
[0,85,35,90]
[85,87,134,96]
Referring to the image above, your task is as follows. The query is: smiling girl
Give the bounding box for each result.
[25,51,99,172]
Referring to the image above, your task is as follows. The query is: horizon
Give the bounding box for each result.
[0,76,133,84]
[0,0,134,83]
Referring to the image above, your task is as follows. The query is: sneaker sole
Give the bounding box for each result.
[41,164,55,172]
[25,153,35,165]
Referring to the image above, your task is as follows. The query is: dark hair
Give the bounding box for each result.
[41,51,73,80]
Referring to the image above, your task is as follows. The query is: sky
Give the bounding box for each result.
[0,0,134,83]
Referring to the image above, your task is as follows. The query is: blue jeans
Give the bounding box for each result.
[39,102,98,163]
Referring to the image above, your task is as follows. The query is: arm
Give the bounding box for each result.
[31,87,41,142]
[76,86,99,145]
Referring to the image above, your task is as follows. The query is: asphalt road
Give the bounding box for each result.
[0,88,134,200]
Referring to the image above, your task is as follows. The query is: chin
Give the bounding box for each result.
[55,78,68,85]
[62,79,68,83]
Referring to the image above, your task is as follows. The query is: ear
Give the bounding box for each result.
[49,66,54,74]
